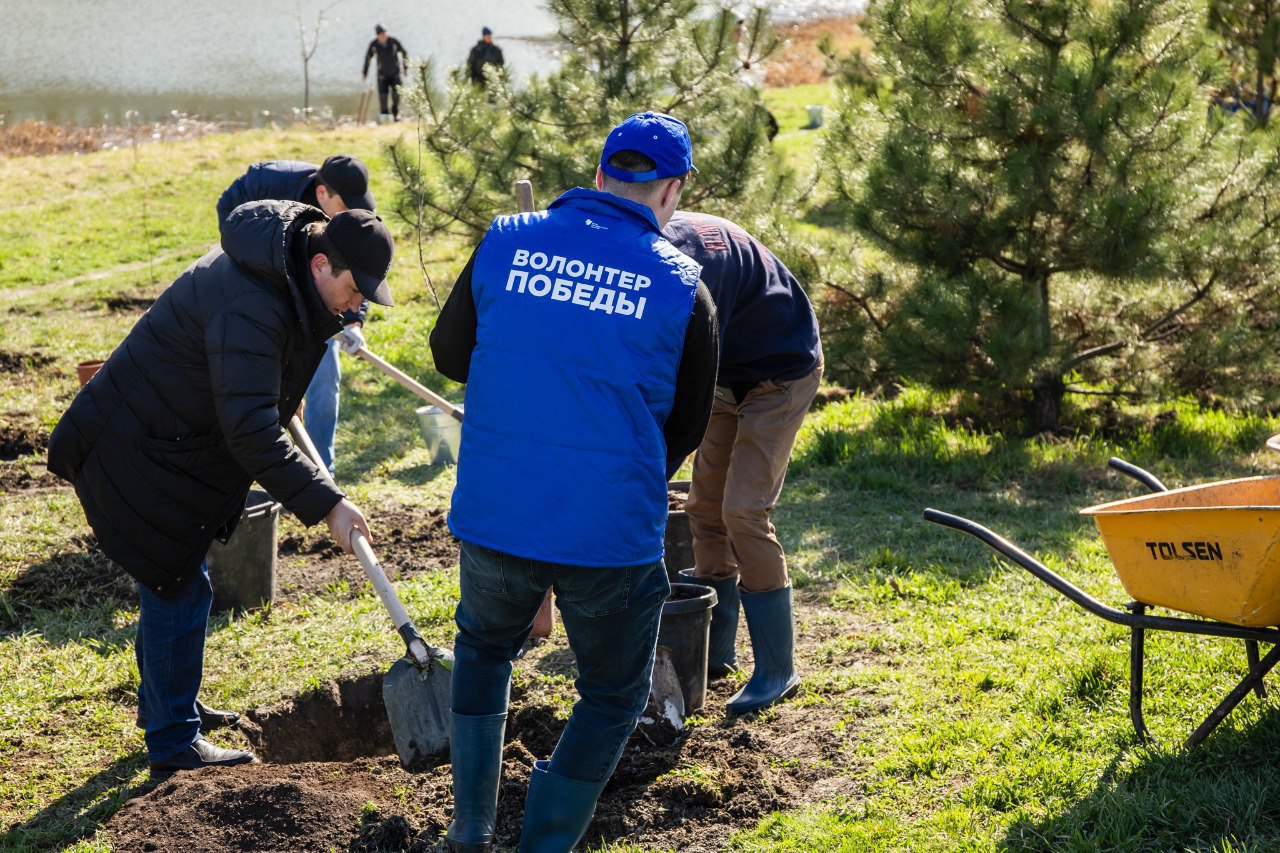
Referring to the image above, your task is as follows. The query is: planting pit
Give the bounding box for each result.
[104,594,872,851]
[275,502,458,601]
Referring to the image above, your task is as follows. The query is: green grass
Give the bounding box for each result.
[7,87,1280,851]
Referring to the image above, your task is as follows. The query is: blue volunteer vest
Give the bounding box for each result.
[448,188,701,567]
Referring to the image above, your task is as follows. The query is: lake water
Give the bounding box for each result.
[0,0,864,126]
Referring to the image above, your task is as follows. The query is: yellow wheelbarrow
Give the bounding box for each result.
[925,457,1280,747]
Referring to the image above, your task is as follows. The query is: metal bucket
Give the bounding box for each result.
[657,582,716,713]
[806,104,825,128]
[416,404,463,465]
[208,488,280,614]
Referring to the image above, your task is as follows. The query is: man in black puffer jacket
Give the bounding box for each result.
[48,200,397,773]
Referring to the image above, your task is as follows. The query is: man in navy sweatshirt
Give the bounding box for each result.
[216,155,376,474]
[662,211,823,717]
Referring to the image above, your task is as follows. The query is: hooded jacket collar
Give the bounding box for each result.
[220,200,327,334]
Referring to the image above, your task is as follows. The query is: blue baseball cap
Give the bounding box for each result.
[482,26,493,35]
[600,112,698,183]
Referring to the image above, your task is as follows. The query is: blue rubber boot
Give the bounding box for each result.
[517,760,608,853]
[678,569,739,678]
[726,584,801,717]
[444,712,507,853]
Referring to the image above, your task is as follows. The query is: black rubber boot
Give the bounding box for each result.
[678,569,739,678]
[444,711,507,853]
[148,738,258,773]
[726,584,801,717]
[517,760,608,852]
[136,698,240,733]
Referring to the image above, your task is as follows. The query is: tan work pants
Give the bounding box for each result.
[686,359,822,592]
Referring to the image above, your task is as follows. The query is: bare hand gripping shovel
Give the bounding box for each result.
[287,416,453,768]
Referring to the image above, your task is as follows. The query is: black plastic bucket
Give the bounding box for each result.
[663,479,694,581]
[208,488,281,614]
[657,582,717,713]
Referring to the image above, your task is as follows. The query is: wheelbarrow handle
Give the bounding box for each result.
[922,507,1280,643]
[1107,457,1167,493]
[286,416,450,670]
[355,346,464,422]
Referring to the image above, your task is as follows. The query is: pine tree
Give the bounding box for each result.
[823,0,1280,430]
[389,1,784,244]
[1209,0,1280,123]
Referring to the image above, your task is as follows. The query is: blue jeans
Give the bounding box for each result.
[305,338,341,474]
[136,559,212,762]
[452,540,670,783]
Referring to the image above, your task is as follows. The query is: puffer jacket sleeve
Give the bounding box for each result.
[205,291,344,526]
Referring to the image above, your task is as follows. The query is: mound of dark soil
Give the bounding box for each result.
[101,294,156,313]
[106,759,409,852]
[276,503,457,601]
[0,350,56,374]
[0,424,47,461]
[0,459,59,493]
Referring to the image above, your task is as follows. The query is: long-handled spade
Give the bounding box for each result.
[287,416,453,768]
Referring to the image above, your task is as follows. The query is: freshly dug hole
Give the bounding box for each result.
[239,670,404,764]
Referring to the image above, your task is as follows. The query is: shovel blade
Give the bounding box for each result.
[383,652,453,769]
[637,646,685,747]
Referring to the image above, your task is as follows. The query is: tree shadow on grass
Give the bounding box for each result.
[778,397,1272,592]
[0,538,140,648]
[1,751,152,851]
[1001,704,1280,851]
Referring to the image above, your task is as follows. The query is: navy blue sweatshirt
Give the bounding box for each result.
[663,211,820,386]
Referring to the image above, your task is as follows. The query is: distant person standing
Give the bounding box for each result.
[364,24,409,120]
[467,26,505,86]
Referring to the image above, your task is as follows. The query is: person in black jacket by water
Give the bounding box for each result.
[467,26,505,87]
[363,24,410,120]
[47,202,397,774]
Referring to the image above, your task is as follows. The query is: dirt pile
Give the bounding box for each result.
[276,503,457,601]
[0,424,47,461]
[0,350,57,374]
[101,293,156,313]
[105,595,870,851]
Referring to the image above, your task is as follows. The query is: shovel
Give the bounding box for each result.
[287,416,453,768]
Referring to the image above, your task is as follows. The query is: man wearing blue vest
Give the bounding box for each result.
[429,113,719,852]
[216,155,377,474]
[662,212,823,717]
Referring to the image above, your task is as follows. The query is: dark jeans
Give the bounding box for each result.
[136,559,212,762]
[452,540,669,783]
[377,74,401,117]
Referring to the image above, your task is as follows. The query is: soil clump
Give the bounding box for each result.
[0,424,47,461]
[0,350,57,375]
[102,293,156,313]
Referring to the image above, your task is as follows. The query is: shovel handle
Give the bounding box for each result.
[286,416,442,669]
[514,179,535,213]
[349,529,437,669]
[355,347,464,422]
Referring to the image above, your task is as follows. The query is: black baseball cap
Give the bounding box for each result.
[317,154,375,213]
[327,210,395,306]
